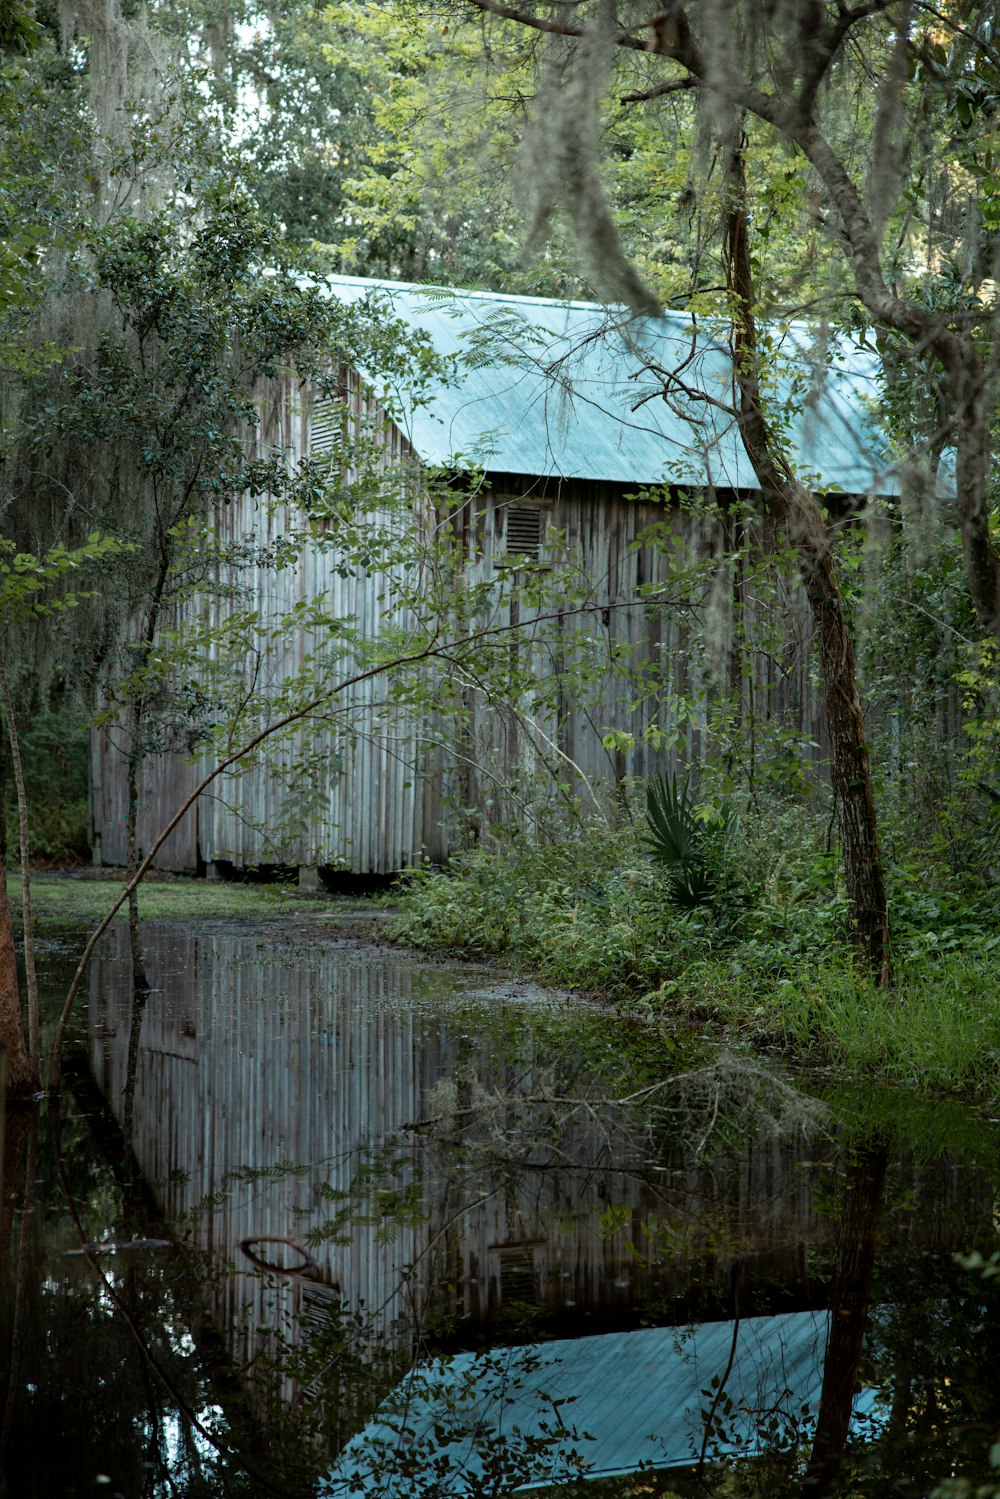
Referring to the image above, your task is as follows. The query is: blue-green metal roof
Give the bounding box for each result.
[323,275,897,494]
[320,1311,882,1496]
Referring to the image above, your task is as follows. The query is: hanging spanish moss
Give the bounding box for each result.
[867,1,912,244]
[519,0,662,316]
[57,0,168,199]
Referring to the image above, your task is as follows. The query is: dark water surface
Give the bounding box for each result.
[4,919,1000,1497]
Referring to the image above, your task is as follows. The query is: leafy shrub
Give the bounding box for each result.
[392,788,1000,1099]
[3,702,91,864]
[393,804,844,1002]
[642,773,739,908]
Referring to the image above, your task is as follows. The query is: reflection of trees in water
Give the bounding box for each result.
[0,1106,35,1462]
[858,1236,1000,1493]
[0,1099,230,1496]
[801,1136,888,1498]
[78,924,1000,1496]
[387,1051,830,1330]
[249,1093,1000,1494]
[3,1072,337,1497]
[87,925,851,1472]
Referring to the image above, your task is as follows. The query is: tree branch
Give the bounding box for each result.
[797,0,897,115]
[913,2,1000,71]
[620,76,697,104]
[466,0,649,48]
[49,592,683,1088]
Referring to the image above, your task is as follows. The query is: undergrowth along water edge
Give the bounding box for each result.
[389,816,1000,1103]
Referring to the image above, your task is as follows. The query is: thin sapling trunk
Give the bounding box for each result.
[123,557,172,1002]
[0,662,40,1073]
[125,737,150,998]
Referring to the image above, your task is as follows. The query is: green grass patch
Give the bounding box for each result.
[703,958,1000,1098]
[6,871,320,925]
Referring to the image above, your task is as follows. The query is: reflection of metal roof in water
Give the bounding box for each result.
[321,1310,881,1495]
[322,274,897,494]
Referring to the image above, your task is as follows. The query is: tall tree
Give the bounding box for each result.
[724,143,889,979]
[646,3,1000,637]
[452,0,998,634]
[0,0,440,1080]
[408,0,901,971]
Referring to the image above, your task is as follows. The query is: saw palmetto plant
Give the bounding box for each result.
[643,774,736,909]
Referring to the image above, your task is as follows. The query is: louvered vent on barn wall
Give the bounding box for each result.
[504,505,545,560]
[310,398,341,456]
[490,1243,541,1305]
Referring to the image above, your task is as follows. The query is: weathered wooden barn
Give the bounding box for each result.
[89,276,897,879]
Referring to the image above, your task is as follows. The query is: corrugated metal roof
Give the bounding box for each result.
[321,275,897,493]
[321,1311,882,1495]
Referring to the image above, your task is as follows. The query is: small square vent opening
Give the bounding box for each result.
[310,397,341,456]
[504,506,545,560]
[490,1243,541,1306]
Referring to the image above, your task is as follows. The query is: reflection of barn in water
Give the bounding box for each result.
[87,922,994,1430]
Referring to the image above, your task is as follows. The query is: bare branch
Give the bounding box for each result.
[620,76,697,104]
[467,0,649,49]
[797,0,897,115]
[49,593,686,1087]
[465,0,585,40]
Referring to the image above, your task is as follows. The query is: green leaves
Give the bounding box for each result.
[642,773,736,909]
[0,532,132,623]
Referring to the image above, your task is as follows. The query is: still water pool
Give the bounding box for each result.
[3,919,1000,1497]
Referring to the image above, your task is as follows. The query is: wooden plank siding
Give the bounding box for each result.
[90,367,828,876]
[88,925,994,1420]
[87,923,834,1401]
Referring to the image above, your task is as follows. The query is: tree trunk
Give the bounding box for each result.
[802,1137,889,1497]
[121,985,148,1161]
[0,663,40,1074]
[122,561,173,1002]
[724,146,890,984]
[0,758,35,1098]
[950,361,1000,638]
[125,740,150,999]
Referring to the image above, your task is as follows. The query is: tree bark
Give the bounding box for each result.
[123,555,172,1003]
[0,663,40,1074]
[0,757,35,1097]
[121,985,148,1161]
[724,147,890,983]
[0,890,33,1099]
[125,739,150,999]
